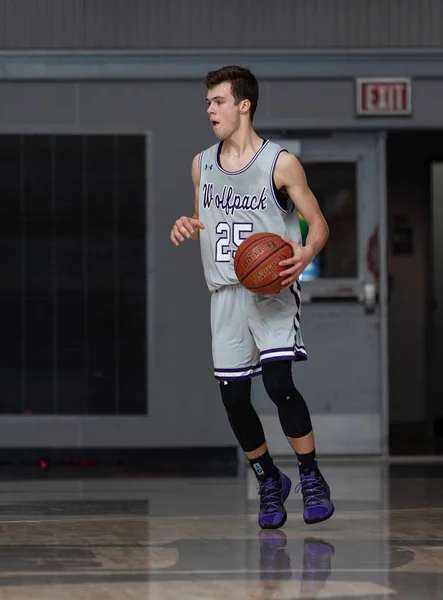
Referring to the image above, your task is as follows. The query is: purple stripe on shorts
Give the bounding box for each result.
[290,285,301,309]
[261,354,295,364]
[214,364,261,373]
[288,283,305,357]
[260,347,294,355]
[260,350,307,365]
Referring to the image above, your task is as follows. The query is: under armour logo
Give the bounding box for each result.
[205,164,213,170]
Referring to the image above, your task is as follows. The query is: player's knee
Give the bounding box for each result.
[261,361,295,406]
[219,379,265,452]
[262,360,312,438]
[219,379,252,413]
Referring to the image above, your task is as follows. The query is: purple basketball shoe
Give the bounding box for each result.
[295,470,334,524]
[258,472,292,529]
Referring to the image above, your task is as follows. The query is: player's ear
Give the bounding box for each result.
[240,99,251,114]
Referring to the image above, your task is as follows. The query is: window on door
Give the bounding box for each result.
[301,162,357,280]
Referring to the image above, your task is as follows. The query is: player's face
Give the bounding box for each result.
[206,82,241,140]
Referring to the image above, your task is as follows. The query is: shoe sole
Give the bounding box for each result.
[259,475,292,530]
[304,503,335,525]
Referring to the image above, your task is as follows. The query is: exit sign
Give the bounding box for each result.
[356,78,412,116]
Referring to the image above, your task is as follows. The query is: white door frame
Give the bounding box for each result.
[377,132,389,457]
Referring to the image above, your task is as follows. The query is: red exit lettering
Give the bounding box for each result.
[357,78,411,116]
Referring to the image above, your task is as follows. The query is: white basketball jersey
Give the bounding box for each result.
[198,140,302,292]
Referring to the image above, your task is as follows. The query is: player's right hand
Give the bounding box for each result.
[170,216,205,246]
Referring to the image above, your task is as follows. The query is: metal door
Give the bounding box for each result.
[253,133,388,455]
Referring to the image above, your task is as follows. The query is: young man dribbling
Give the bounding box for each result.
[171,66,334,529]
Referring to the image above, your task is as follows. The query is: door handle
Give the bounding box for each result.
[362,282,377,314]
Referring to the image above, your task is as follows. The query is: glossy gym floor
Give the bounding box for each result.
[0,459,441,599]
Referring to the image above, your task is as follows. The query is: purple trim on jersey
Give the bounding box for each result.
[270,149,292,215]
[216,139,270,176]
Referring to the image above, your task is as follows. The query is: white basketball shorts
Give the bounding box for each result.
[211,281,307,381]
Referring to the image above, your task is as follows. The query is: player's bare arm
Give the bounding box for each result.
[170,154,205,246]
[273,152,329,287]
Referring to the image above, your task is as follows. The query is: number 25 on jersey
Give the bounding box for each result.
[215,222,253,262]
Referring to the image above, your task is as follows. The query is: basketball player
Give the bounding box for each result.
[170,66,334,529]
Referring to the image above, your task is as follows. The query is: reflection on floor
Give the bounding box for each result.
[0,460,441,598]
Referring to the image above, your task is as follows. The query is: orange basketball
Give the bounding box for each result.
[234,232,293,294]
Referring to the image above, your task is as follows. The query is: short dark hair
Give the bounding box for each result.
[204,65,259,121]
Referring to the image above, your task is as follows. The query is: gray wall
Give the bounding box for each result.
[3,79,443,135]
[0,0,442,49]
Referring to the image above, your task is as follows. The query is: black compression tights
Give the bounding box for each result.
[219,360,313,453]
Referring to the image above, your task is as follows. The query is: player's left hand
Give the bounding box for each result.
[278,238,315,287]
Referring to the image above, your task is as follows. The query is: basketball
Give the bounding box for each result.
[234,232,293,294]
